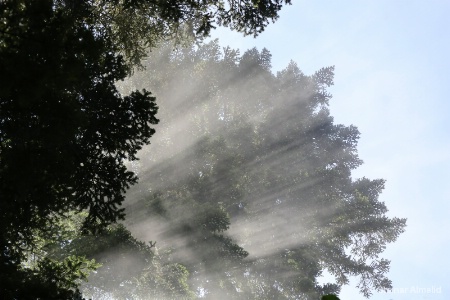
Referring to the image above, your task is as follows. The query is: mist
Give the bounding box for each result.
[81,40,405,299]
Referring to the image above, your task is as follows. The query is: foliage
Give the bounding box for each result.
[0,0,158,268]
[41,213,195,299]
[121,40,407,299]
[88,0,292,66]
[16,210,194,299]
[0,253,95,300]
[0,0,292,297]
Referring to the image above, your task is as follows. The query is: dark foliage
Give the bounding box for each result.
[0,0,292,298]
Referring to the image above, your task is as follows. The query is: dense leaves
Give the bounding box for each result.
[0,0,402,299]
[54,0,291,67]
[121,40,406,299]
[43,214,194,299]
[0,3,160,298]
[0,0,292,297]
[0,0,158,253]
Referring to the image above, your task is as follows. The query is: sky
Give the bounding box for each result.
[208,1,450,299]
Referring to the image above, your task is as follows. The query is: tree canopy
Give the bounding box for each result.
[0,0,406,298]
[0,0,292,298]
[5,35,407,298]
[114,40,406,299]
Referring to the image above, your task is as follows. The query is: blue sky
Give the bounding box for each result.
[209,1,450,299]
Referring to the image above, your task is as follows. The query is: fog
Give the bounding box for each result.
[82,40,405,299]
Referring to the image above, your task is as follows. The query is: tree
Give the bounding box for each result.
[120,40,406,299]
[0,0,292,297]
[37,212,195,299]
[0,1,158,297]
[86,0,293,67]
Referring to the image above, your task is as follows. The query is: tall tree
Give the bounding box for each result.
[0,0,291,297]
[122,40,406,299]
